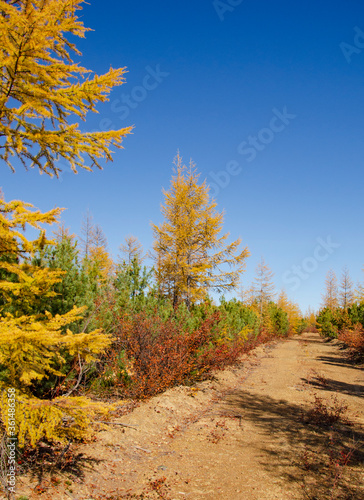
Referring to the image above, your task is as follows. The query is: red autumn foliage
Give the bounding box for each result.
[96,311,272,399]
[338,324,364,361]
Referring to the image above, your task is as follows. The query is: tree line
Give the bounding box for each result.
[316,268,364,360]
[0,0,351,482]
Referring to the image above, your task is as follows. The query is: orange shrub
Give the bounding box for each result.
[339,324,364,361]
[93,311,272,399]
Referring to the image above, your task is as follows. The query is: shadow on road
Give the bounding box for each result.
[223,390,364,499]
[301,376,363,398]
[317,354,364,371]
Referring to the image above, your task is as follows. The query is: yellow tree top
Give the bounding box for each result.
[0,0,132,176]
[277,290,302,333]
[152,153,249,307]
[321,269,339,310]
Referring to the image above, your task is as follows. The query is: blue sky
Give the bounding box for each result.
[1,0,364,313]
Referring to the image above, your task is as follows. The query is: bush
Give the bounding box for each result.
[339,324,364,361]
[92,308,270,399]
[303,394,349,428]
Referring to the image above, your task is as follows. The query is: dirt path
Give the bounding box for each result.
[17,333,364,500]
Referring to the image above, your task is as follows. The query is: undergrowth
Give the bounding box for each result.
[89,310,272,400]
[339,325,364,362]
[303,394,349,427]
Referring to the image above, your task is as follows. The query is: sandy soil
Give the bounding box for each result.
[13,332,364,500]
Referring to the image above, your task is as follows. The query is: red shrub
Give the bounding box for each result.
[95,311,275,399]
[339,324,364,361]
[113,312,221,398]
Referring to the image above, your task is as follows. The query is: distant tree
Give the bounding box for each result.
[252,257,276,316]
[114,257,153,306]
[305,306,317,330]
[238,285,256,306]
[53,221,76,242]
[152,153,249,308]
[316,307,338,338]
[268,302,289,336]
[93,224,108,249]
[355,268,364,303]
[88,224,113,284]
[339,266,354,309]
[80,210,95,258]
[322,269,338,310]
[118,235,144,264]
[0,0,132,176]
[277,290,302,333]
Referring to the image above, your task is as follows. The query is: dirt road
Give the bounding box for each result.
[17,333,364,499]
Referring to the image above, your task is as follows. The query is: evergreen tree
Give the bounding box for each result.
[114,257,153,308]
[40,232,94,319]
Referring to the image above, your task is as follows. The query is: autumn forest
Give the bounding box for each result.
[0,1,364,498]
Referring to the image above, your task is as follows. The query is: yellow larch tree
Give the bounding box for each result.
[339,266,354,309]
[79,212,113,282]
[88,224,113,283]
[277,290,302,334]
[0,196,112,447]
[252,257,276,315]
[152,153,249,308]
[0,0,132,176]
[118,235,144,264]
[321,269,339,310]
[0,0,130,451]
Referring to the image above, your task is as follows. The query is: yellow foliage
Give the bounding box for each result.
[89,245,114,283]
[237,325,252,341]
[277,290,302,333]
[0,197,65,312]
[152,153,249,307]
[0,196,112,446]
[216,326,232,344]
[0,0,132,176]
[0,197,62,254]
[0,306,112,390]
[0,392,111,447]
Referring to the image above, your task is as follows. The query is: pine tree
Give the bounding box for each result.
[0,0,132,176]
[40,231,91,318]
[114,257,153,305]
[339,266,354,309]
[322,269,339,310]
[152,153,249,308]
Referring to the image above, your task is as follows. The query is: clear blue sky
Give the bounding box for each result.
[1,0,364,313]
